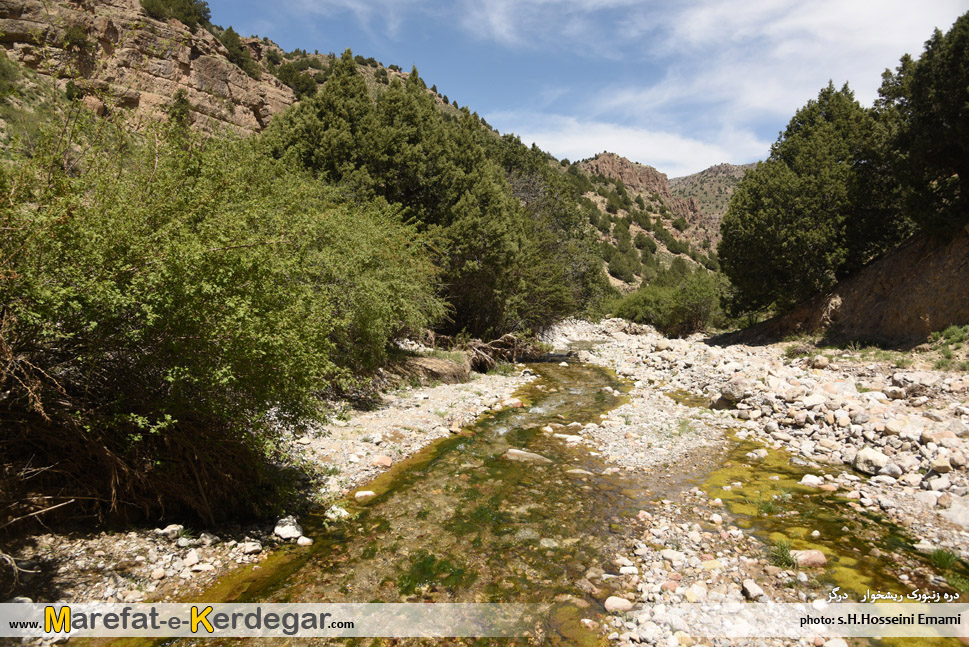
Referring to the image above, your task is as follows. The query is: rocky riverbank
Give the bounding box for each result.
[545,319,969,646]
[4,367,533,605]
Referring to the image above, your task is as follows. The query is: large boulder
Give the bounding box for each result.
[942,497,969,529]
[853,446,889,475]
[791,549,827,567]
[720,375,751,403]
[273,515,303,540]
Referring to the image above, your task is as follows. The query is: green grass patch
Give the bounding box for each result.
[768,539,797,569]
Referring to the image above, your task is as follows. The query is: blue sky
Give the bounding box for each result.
[209,0,966,177]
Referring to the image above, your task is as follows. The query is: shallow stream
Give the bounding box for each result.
[163,361,967,647]
[178,362,647,646]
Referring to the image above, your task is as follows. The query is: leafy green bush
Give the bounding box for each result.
[63,25,90,51]
[612,268,723,337]
[165,88,192,125]
[0,116,442,526]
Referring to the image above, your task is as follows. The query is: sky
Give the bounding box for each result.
[208,0,966,178]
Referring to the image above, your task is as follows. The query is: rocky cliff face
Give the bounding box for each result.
[0,0,295,133]
[578,152,707,228]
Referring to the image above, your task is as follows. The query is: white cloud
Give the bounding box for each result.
[487,112,770,178]
[518,0,966,171]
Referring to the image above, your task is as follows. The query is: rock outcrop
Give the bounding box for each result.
[0,0,295,133]
[578,152,707,232]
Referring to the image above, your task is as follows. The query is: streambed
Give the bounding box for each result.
[169,359,965,647]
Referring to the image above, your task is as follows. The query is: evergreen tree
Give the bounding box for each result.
[878,12,969,232]
[720,83,909,312]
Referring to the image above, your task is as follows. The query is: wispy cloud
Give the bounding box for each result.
[488,112,770,178]
[473,0,966,171]
[257,0,966,173]
[285,0,424,38]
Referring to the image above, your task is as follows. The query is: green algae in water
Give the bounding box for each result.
[396,550,478,595]
[666,388,711,408]
[704,432,969,600]
[704,435,969,647]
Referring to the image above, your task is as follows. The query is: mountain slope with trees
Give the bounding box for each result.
[0,38,610,530]
[670,163,754,229]
[719,10,969,339]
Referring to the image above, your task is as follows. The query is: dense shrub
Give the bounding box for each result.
[215,26,260,79]
[264,49,282,67]
[63,24,90,51]
[0,51,18,98]
[0,117,442,527]
[634,232,655,253]
[612,269,724,337]
[275,62,317,98]
[608,255,636,283]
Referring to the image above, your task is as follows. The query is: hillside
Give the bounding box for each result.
[568,152,720,290]
[670,162,755,228]
[720,226,969,346]
[0,0,726,296]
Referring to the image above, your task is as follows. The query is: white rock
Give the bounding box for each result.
[155,524,184,540]
[502,448,553,464]
[742,579,765,600]
[240,541,262,555]
[853,446,889,475]
[659,549,686,563]
[296,536,314,547]
[604,596,634,613]
[274,516,304,540]
[799,474,825,487]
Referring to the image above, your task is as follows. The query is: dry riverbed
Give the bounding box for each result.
[545,319,969,646]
